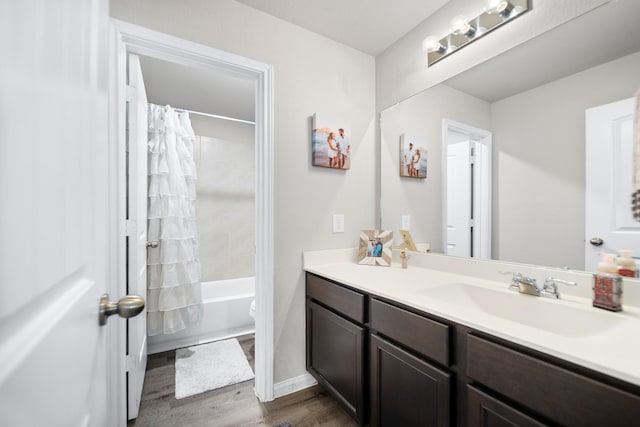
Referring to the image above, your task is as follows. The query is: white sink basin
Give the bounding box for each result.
[418,283,625,338]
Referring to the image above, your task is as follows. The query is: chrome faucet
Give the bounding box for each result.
[501,272,577,299]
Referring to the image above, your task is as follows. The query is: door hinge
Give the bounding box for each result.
[126,85,136,103]
[125,354,136,372]
[469,219,475,227]
[125,219,136,237]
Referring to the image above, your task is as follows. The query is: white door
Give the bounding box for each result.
[446,140,472,256]
[585,97,640,271]
[443,119,492,258]
[126,54,149,420]
[0,1,118,426]
[472,137,492,259]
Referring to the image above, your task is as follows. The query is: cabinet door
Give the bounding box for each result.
[370,334,450,427]
[306,300,365,424]
[468,386,547,427]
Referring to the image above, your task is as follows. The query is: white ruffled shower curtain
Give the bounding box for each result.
[147,104,203,335]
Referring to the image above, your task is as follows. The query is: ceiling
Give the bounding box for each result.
[234,0,449,55]
[139,55,256,122]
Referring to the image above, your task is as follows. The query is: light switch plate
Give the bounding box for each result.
[401,214,410,230]
[332,214,345,233]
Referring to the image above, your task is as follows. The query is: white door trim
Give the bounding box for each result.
[108,21,275,422]
[442,119,492,259]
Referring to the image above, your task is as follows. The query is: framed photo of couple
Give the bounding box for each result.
[357,230,393,267]
[312,114,351,170]
[399,134,427,179]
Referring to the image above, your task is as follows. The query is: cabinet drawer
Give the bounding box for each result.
[370,298,449,366]
[467,385,546,427]
[467,334,640,426]
[306,273,365,324]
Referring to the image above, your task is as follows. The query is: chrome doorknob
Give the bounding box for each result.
[146,241,159,248]
[99,294,145,326]
[589,237,604,246]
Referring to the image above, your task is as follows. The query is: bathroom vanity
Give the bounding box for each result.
[304,249,640,426]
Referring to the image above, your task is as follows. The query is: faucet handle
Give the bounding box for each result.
[544,277,578,287]
[541,277,578,298]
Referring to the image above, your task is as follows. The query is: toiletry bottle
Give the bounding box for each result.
[598,253,618,274]
[400,250,410,269]
[617,249,638,278]
[593,253,622,311]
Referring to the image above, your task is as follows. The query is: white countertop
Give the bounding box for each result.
[304,248,640,387]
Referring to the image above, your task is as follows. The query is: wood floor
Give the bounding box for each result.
[129,334,359,427]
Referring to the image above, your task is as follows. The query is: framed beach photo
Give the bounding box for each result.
[357,230,393,267]
[399,134,427,179]
[312,114,351,170]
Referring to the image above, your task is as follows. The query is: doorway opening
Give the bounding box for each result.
[442,119,492,258]
[111,19,275,423]
[136,55,257,355]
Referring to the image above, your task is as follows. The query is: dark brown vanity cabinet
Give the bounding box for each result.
[305,273,367,424]
[305,272,640,427]
[369,298,451,427]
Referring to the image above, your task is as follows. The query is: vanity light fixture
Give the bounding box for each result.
[423,0,529,67]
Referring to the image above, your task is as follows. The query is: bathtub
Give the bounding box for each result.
[148,277,255,354]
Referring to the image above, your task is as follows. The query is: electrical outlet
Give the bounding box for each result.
[332,214,345,233]
[401,215,410,230]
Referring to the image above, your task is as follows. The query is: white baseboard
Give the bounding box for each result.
[273,373,318,399]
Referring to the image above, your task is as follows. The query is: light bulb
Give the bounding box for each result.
[422,36,445,54]
[450,15,470,34]
[450,15,476,38]
[484,0,503,12]
[484,0,514,17]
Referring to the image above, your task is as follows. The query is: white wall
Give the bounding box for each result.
[380,84,492,251]
[110,0,376,384]
[492,51,640,269]
[376,0,609,111]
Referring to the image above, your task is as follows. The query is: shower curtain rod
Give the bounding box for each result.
[174,106,255,125]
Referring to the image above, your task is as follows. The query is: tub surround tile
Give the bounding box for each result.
[194,133,255,282]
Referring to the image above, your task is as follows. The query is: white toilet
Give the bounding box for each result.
[249,299,255,319]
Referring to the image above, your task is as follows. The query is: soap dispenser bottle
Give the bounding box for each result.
[593,253,622,311]
[617,249,638,278]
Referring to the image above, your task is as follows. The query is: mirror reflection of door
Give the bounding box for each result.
[585,97,640,272]
[443,120,492,258]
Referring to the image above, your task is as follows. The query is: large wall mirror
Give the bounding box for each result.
[380,0,640,272]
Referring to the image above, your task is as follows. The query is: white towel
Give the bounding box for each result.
[633,89,640,221]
